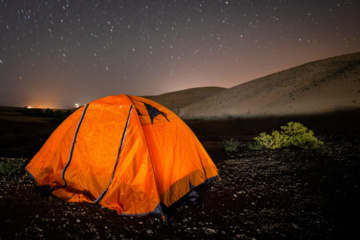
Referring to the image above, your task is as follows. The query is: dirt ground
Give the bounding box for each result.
[1,110,360,239]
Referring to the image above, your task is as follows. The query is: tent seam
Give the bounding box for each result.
[61,103,89,188]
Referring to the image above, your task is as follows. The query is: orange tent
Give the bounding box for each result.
[26,94,219,219]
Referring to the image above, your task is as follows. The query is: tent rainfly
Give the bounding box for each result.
[26,94,219,221]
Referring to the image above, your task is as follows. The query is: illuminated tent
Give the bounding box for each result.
[26,94,219,219]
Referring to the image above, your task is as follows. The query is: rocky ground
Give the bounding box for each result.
[1,134,359,240]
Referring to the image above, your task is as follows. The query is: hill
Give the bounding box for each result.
[144,86,226,114]
[178,52,360,119]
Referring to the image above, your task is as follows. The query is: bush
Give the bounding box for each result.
[248,140,264,151]
[223,138,240,153]
[280,121,308,135]
[0,159,25,175]
[250,122,324,150]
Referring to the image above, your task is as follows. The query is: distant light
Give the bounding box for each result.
[75,103,79,108]
[27,106,32,109]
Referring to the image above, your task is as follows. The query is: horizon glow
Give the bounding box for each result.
[1,0,360,108]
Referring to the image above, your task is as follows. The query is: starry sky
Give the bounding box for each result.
[1,0,360,108]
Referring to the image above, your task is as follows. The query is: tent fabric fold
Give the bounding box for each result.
[26,94,219,217]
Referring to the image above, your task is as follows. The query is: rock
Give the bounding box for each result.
[34,227,43,232]
[204,228,217,234]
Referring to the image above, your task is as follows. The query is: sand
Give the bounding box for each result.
[178,52,360,119]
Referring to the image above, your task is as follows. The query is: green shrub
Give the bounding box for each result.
[0,159,25,174]
[280,121,308,135]
[223,138,240,152]
[250,122,323,150]
[248,140,264,150]
[289,130,324,149]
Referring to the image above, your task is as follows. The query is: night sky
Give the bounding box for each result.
[1,0,360,108]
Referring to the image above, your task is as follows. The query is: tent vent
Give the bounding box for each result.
[144,103,169,124]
